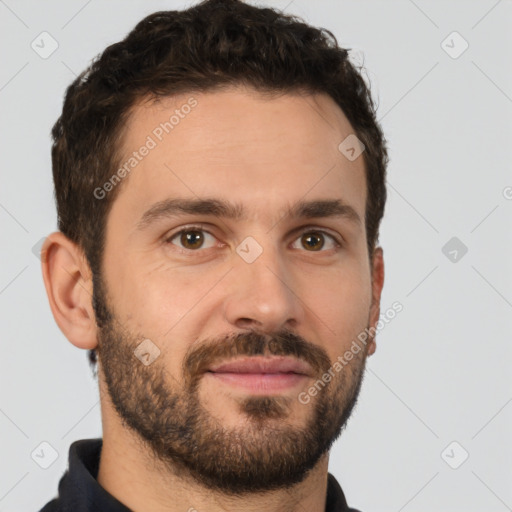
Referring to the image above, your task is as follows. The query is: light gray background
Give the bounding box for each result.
[1,1,511,511]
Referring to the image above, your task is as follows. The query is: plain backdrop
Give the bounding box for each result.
[1,1,511,511]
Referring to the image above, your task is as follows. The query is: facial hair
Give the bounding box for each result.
[93,274,369,495]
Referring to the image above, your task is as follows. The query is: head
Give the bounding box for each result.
[43,0,387,495]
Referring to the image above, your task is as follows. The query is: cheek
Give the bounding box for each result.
[115,259,224,337]
[305,264,371,348]
[102,253,174,331]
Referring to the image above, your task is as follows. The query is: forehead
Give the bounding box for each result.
[112,86,366,227]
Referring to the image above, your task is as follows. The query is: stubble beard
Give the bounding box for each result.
[93,276,368,495]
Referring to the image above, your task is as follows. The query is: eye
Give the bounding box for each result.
[165,225,341,254]
[291,229,340,252]
[166,226,217,251]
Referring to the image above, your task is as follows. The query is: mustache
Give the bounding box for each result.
[182,329,332,390]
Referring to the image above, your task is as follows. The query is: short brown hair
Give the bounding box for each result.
[51,0,388,370]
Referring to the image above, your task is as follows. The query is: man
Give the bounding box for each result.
[39,0,387,510]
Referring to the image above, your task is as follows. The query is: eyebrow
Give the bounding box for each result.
[136,197,362,231]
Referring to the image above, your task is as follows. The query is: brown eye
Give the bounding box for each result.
[180,230,204,249]
[167,227,217,251]
[301,232,325,251]
[291,230,339,252]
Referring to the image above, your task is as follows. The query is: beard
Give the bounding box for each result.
[92,273,369,495]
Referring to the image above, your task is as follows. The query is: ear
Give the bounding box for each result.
[41,232,98,351]
[367,246,384,356]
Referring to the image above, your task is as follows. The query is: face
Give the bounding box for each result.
[94,87,379,494]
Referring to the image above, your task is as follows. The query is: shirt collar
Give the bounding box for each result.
[41,438,359,512]
[41,438,130,511]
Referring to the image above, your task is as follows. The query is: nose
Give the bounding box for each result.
[222,243,304,333]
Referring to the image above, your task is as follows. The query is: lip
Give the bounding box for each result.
[208,356,314,376]
[206,356,313,394]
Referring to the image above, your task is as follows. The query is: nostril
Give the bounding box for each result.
[236,318,261,330]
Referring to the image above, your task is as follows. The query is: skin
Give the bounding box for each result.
[42,86,384,512]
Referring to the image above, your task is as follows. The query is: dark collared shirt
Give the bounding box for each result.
[39,438,361,512]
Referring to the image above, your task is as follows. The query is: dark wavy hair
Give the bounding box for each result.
[50,0,388,373]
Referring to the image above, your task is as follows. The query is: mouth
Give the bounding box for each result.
[205,356,313,393]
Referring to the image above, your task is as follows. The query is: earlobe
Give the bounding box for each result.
[367,246,385,356]
[41,232,98,350]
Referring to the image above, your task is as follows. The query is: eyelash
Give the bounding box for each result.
[164,224,342,255]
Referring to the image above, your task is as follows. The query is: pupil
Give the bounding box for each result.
[303,232,323,251]
[182,231,203,249]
